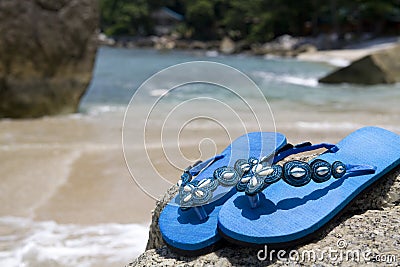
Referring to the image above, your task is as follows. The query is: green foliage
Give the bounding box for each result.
[185,0,216,39]
[247,13,274,42]
[100,0,163,36]
[100,0,400,42]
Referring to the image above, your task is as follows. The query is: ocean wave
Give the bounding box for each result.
[294,121,363,130]
[0,143,121,151]
[149,89,169,97]
[205,50,219,57]
[252,71,318,87]
[80,104,126,116]
[292,122,400,133]
[0,216,149,267]
[326,58,350,67]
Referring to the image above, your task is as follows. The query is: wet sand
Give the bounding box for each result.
[0,113,155,224]
[1,104,399,226]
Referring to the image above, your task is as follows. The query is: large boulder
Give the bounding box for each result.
[0,0,98,118]
[319,44,400,84]
[129,153,400,266]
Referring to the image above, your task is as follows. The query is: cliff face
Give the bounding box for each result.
[0,0,98,118]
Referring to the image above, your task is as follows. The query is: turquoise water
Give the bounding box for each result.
[81,46,400,118]
[81,47,332,107]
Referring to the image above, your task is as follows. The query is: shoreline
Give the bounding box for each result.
[99,34,400,67]
[297,39,399,66]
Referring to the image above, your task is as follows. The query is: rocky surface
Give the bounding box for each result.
[0,0,98,118]
[102,34,318,57]
[129,154,400,266]
[219,37,236,54]
[319,44,400,84]
[252,35,304,56]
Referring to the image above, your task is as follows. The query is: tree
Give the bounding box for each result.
[99,0,400,42]
[185,0,216,39]
[100,0,163,36]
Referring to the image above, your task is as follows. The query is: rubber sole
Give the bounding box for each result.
[218,165,400,249]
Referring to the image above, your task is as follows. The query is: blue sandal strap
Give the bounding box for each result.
[272,142,339,162]
[188,154,225,176]
[345,164,377,176]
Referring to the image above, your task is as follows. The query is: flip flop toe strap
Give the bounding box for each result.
[263,142,339,163]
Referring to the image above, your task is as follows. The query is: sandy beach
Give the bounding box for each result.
[297,37,400,66]
[0,112,155,224]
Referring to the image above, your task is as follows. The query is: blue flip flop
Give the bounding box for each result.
[218,126,400,246]
[158,132,287,254]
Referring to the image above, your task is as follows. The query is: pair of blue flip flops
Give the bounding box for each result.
[159,127,400,255]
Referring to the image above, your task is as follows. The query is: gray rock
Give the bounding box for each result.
[146,185,179,250]
[252,35,304,57]
[190,40,209,50]
[0,0,98,118]
[219,37,235,54]
[130,153,400,266]
[319,44,400,84]
[294,44,317,54]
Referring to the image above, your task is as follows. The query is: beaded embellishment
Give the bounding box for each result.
[178,157,349,207]
[234,157,282,195]
[178,177,219,208]
[178,162,242,208]
[231,158,347,195]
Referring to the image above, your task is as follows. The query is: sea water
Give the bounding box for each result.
[81,47,400,132]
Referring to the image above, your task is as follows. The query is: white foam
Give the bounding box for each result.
[295,121,362,130]
[205,50,219,57]
[0,216,149,267]
[84,105,126,116]
[252,71,318,87]
[326,58,350,67]
[294,122,400,133]
[150,89,169,97]
[278,75,318,87]
[0,143,121,151]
